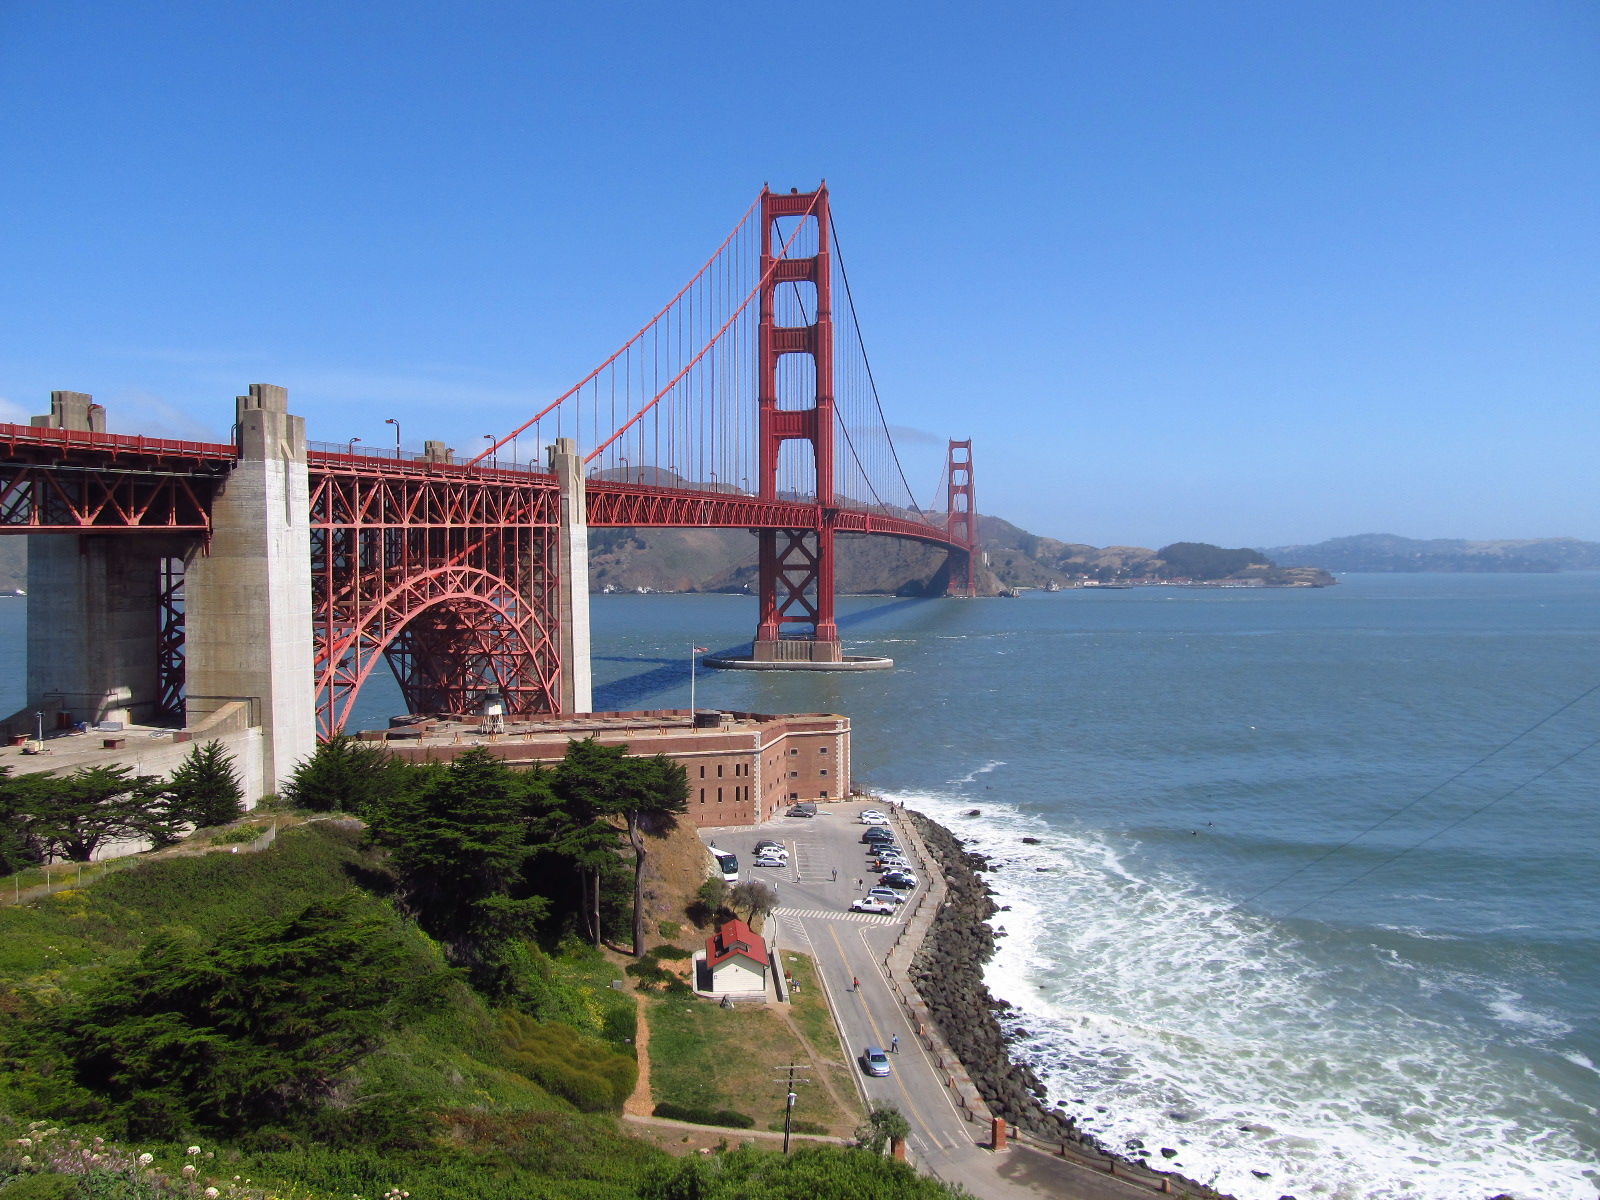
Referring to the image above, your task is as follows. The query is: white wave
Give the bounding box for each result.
[1486,992,1572,1038]
[890,787,1599,1200]
[1561,1052,1600,1077]
[949,760,1006,785]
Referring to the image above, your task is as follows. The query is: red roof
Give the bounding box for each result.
[706,918,768,972]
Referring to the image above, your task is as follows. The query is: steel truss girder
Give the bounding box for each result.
[0,464,216,531]
[309,468,561,738]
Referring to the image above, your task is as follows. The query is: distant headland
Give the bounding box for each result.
[1263,533,1600,574]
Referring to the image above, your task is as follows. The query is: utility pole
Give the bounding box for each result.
[771,1063,811,1153]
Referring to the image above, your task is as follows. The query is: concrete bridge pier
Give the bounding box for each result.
[548,437,593,714]
[183,384,316,794]
[12,393,192,732]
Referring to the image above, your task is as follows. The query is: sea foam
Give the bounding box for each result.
[895,785,1599,1200]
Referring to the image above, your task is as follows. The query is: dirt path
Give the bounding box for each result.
[624,990,654,1117]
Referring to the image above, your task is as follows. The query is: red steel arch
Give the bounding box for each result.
[309,456,560,738]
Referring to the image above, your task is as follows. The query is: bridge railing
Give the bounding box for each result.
[0,422,235,463]
[306,441,553,481]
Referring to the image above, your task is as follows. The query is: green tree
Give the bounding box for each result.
[281,735,408,815]
[28,764,163,861]
[731,878,778,924]
[0,766,46,874]
[365,747,545,993]
[855,1104,913,1155]
[164,739,245,829]
[554,739,688,956]
[47,894,445,1138]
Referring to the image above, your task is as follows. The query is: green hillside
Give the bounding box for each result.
[0,821,655,1200]
[0,745,958,1200]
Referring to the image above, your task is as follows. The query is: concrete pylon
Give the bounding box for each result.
[21,391,184,729]
[184,385,316,793]
[548,437,593,714]
[29,390,105,433]
[25,531,191,728]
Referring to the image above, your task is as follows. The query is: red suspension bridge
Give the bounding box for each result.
[0,185,977,753]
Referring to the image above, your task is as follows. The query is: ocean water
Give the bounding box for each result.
[2,573,1595,1198]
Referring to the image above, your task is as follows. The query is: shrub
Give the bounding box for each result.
[209,825,262,845]
[0,1176,79,1200]
[649,944,690,961]
[499,1012,636,1112]
[651,1102,753,1129]
[657,920,680,939]
[45,893,448,1138]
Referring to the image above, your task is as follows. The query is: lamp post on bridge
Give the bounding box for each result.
[347,436,361,455]
[483,434,494,466]
[385,417,400,456]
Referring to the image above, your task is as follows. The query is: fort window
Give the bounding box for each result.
[717,764,723,777]
[819,769,828,776]
[699,765,705,778]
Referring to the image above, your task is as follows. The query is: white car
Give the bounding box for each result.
[859,810,889,825]
[850,898,896,915]
[753,842,789,861]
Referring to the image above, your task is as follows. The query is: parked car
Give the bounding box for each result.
[860,1046,892,1077]
[787,805,816,818]
[753,841,788,860]
[866,887,905,906]
[872,857,909,872]
[851,897,896,915]
[859,810,888,825]
[862,829,896,844]
[880,871,919,890]
[754,838,784,851]
[752,855,786,869]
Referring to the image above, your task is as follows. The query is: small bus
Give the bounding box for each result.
[709,844,739,883]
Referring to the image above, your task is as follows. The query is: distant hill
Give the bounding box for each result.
[592,514,1332,594]
[1264,534,1600,574]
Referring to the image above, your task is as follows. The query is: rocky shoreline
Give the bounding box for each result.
[907,809,1238,1200]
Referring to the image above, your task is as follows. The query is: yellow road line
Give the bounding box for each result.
[824,920,943,1148]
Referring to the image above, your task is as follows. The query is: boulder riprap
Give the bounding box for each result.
[906,809,1240,1200]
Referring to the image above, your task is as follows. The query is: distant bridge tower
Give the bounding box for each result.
[753,184,841,663]
[946,438,977,596]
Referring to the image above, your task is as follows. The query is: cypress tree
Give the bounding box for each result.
[166,740,245,829]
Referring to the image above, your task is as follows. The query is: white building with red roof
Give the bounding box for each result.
[700,917,770,996]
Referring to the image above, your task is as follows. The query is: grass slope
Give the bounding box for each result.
[0,823,660,1200]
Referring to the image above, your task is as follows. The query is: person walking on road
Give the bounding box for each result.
[851,975,860,992]
[831,867,838,882]
[891,1035,899,1054]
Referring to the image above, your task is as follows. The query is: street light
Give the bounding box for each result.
[347,436,361,455]
[385,418,400,455]
[483,434,495,466]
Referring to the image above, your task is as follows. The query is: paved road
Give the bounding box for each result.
[702,803,1152,1200]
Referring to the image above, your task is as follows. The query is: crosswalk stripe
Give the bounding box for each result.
[775,905,899,926]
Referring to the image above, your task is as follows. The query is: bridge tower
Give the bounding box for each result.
[946,438,978,596]
[753,184,841,663]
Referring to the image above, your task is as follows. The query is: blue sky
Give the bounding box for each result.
[1,1,1595,547]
